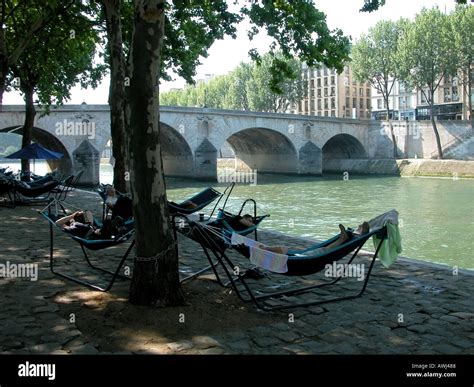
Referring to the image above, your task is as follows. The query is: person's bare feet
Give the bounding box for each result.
[338,224,349,242]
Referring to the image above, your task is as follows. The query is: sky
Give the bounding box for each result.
[3,0,457,105]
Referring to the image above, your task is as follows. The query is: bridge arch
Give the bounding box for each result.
[0,126,73,173]
[224,127,298,173]
[322,133,367,159]
[104,122,194,177]
[160,122,194,176]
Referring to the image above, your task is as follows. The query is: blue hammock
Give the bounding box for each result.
[40,210,135,292]
[178,217,387,311]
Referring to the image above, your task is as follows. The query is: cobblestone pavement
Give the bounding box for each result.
[0,190,472,354]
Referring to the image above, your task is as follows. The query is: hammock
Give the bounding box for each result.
[175,215,388,311]
[40,205,135,292]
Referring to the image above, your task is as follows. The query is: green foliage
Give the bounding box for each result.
[161,0,240,83]
[352,19,406,97]
[241,0,350,93]
[160,52,306,112]
[451,5,474,85]
[6,1,105,110]
[397,7,457,99]
[360,0,386,13]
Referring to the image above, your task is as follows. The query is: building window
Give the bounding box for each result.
[331,76,335,85]
[330,87,335,96]
[359,88,363,97]
[346,97,350,108]
[324,88,328,97]
[452,86,459,102]
[353,98,357,108]
[421,91,428,104]
[352,87,356,95]
[331,110,336,117]
[324,111,329,116]
[310,89,315,97]
[359,99,364,109]
[360,111,364,118]
[331,97,336,109]
[324,77,328,86]
[377,99,382,109]
[345,86,350,95]
[399,96,405,108]
[317,89,321,98]
[323,67,328,76]
[344,77,349,86]
[444,87,451,102]
[366,99,371,109]
[317,99,322,109]
[399,82,407,93]
[324,99,329,109]
[317,78,321,87]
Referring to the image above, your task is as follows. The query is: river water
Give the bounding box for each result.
[2,160,473,269]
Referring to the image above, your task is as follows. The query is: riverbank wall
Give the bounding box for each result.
[322,159,474,178]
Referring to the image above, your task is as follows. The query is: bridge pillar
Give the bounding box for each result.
[73,139,100,186]
[298,141,322,175]
[194,138,217,180]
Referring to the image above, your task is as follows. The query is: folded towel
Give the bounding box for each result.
[231,233,289,274]
[367,209,399,231]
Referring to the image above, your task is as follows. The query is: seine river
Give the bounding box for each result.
[2,160,473,269]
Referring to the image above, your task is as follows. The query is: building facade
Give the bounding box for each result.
[371,75,472,121]
[292,63,372,119]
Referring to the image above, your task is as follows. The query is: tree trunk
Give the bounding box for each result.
[0,26,7,108]
[430,98,443,159]
[20,85,36,180]
[468,64,473,132]
[128,0,184,307]
[385,97,398,158]
[102,0,128,193]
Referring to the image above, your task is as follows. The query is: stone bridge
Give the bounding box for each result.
[0,104,391,182]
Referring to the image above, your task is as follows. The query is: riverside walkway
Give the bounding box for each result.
[0,190,472,355]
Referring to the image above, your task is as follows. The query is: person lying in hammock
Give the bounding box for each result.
[55,210,126,239]
[258,222,370,255]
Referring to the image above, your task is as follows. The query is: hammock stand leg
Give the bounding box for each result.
[49,222,135,292]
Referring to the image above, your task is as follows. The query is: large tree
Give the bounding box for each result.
[99,0,134,192]
[0,0,77,107]
[398,7,457,159]
[7,2,103,176]
[352,19,406,158]
[451,4,474,130]
[125,0,359,306]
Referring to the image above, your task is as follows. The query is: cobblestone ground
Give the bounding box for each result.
[0,190,472,355]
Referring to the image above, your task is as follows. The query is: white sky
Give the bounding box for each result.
[4,0,456,105]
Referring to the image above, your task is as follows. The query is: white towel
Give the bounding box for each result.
[231,232,261,248]
[231,233,289,274]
